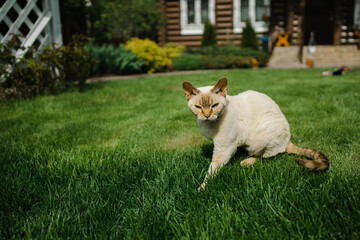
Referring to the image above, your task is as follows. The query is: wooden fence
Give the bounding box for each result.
[0,0,62,58]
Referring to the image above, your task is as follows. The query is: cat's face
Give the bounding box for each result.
[182,77,228,121]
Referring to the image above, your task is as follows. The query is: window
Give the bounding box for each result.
[180,0,215,35]
[201,0,209,23]
[255,0,266,21]
[233,0,270,33]
[241,0,249,21]
[187,0,195,23]
[355,0,360,29]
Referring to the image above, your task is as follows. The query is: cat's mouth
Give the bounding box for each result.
[199,116,218,121]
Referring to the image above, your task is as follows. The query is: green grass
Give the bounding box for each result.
[1,68,360,239]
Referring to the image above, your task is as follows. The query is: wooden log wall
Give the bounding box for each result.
[159,0,240,47]
[158,0,282,47]
[215,0,237,46]
[286,0,305,46]
[286,0,355,46]
[335,0,357,44]
[158,0,202,47]
[158,0,357,47]
[270,0,287,30]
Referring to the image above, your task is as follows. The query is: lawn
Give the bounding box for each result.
[1,68,359,239]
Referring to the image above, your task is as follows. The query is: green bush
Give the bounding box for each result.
[241,20,259,51]
[0,35,95,100]
[85,44,144,75]
[172,54,204,70]
[56,36,96,88]
[185,45,269,66]
[201,55,253,69]
[201,20,217,47]
[222,46,269,66]
[163,43,186,59]
[173,52,254,70]
[125,38,185,73]
[89,0,165,45]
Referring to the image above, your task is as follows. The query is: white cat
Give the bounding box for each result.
[182,77,329,191]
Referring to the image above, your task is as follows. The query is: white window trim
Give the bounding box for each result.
[180,0,215,35]
[355,0,360,28]
[233,0,270,33]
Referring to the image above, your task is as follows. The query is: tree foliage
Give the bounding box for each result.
[241,20,259,51]
[201,20,217,47]
[89,0,165,45]
[85,44,145,75]
[60,0,165,45]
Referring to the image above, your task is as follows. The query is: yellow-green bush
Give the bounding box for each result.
[125,38,184,73]
[163,43,185,59]
[125,38,168,73]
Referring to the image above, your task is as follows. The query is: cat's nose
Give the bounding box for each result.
[203,109,211,118]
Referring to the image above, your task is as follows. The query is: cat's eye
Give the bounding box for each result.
[195,105,202,109]
[212,103,219,108]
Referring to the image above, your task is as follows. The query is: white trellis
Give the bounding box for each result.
[0,0,62,58]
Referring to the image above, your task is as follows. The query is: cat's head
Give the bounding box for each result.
[182,77,228,121]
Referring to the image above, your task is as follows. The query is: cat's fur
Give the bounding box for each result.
[182,77,329,191]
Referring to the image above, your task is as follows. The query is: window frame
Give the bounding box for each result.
[233,0,270,33]
[180,0,215,35]
[355,0,360,28]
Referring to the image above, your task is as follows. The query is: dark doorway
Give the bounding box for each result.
[304,0,335,45]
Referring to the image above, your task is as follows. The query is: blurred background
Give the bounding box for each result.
[1,0,360,99]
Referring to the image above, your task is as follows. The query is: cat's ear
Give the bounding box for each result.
[212,77,228,97]
[183,81,199,101]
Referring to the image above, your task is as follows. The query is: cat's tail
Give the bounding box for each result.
[286,141,329,171]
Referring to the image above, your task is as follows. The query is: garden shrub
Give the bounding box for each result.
[125,38,184,73]
[163,43,185,59]
[125,38,170,73]
[186,46,219,55]
[56,36,96,88]
[236,48,268,67]
[241,20,259,51]
[185,45,269,66]
[173,52,254,70]
[85,44,144,75]
[0,35,95,100]
[214,46,269,66]
[172,54,204,70]
[201,55,253,69]
[86,0,165,45]
[201,20,217,47]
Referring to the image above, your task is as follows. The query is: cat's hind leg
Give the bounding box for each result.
[240,157,257,167]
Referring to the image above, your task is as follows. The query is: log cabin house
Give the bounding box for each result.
[158,0,360,48]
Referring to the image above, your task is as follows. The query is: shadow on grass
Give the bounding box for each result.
[201,142,331,176]
[201,142,251,162]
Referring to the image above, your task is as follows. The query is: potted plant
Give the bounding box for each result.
[354,25,360,37]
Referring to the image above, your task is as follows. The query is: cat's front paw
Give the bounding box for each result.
[197,183,206,192]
